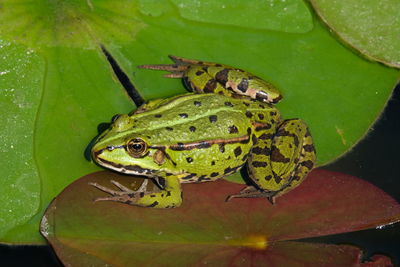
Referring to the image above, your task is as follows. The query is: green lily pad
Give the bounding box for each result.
[309,0,400,68]
[41,169,400,266]
[168,0,313,33]
[0,0,399,244]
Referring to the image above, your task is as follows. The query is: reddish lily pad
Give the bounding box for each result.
[41,169,400,266]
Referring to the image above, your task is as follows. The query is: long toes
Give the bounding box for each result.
[89,182,129,196]
[239,185,258,194]
[94,195,135,203]
[138,64,188,72]
[110,180,134,193]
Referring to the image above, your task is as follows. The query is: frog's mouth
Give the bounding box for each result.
[95,155,156,176]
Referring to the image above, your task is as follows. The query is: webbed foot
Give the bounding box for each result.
[89,179,149,204]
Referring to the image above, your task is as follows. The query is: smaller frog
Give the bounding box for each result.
[90,55,316,208]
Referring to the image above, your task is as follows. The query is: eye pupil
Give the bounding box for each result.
[132,143,142,150]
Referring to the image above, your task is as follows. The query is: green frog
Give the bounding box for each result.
[90,55,316,208]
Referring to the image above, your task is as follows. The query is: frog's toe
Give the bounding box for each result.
[89,182,127,196]
[239,185,259,194]
[226,187,277,204]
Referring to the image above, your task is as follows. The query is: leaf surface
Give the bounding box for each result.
[41,169,400,266]
[310,0,400,68]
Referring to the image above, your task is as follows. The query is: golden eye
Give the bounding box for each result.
[127,138,148,158]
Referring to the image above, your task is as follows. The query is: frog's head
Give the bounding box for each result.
[91,114,173,176]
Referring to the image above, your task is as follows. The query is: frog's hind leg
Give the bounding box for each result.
[139,56,282,103]
[230,119,316,203]
[89,176,182,208]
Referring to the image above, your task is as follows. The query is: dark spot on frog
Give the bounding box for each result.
[166,127,173,131]
[247,127,252,135]
[252,146,270,155]
[258,104,266,109]
[303,144,315,152]
[154,114,162,118]
[234,146,242,157]
[240,137,250,144]
[245,111,253,118]
[243,102,250,107]
[211,161,215,166]
[186,157,193,163]
[219,144,225,153]
[215,69,229,84]
[198,175,211,182]
[270,148,290,163]
[223,166,236,174]
[189,126,196,132]
[224,101,233,107]
[195,70,204,76]
[179,113,188,118]
[258,113,265,120]
[215,63,222,67]
[204,79,217,93]
[194,101,202,106]
[265,175,272,181]
[147,201,159,207]
[259,133,273,140]
[274,175,282,184]
[237,78,249,92]
[210,172,219,177]
[255,123,272,131]
[209,115,218,123]
[228,125,238,134]
[166,191,172,197]
[182,173,196,180]
[270,111,277,116]
[301,160,314,170]
[252,134,258,145]
[150,194,156,198]
[251,161,267,167]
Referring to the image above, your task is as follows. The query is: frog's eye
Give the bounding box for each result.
[111,114,121,123]
[127,138,148,158]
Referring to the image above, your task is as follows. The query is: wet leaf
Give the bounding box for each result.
[41,169,400,266]
[0,0,399,243]
[310,0,400,68]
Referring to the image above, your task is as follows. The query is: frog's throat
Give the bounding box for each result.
[96,157,157,176]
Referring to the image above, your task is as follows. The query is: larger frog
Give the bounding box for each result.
[90,55,316,208]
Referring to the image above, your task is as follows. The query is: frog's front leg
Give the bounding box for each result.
[139,55,282,104]
[231,119,316,203]
[89,175,182,208]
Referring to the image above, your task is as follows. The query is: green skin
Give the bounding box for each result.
[90,56,316,208]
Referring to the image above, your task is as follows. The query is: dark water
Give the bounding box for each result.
[1,84,399,266]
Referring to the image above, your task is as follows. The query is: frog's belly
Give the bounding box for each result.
[171,140,253,183]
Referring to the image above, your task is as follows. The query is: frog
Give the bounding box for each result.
[89,55,316,208]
